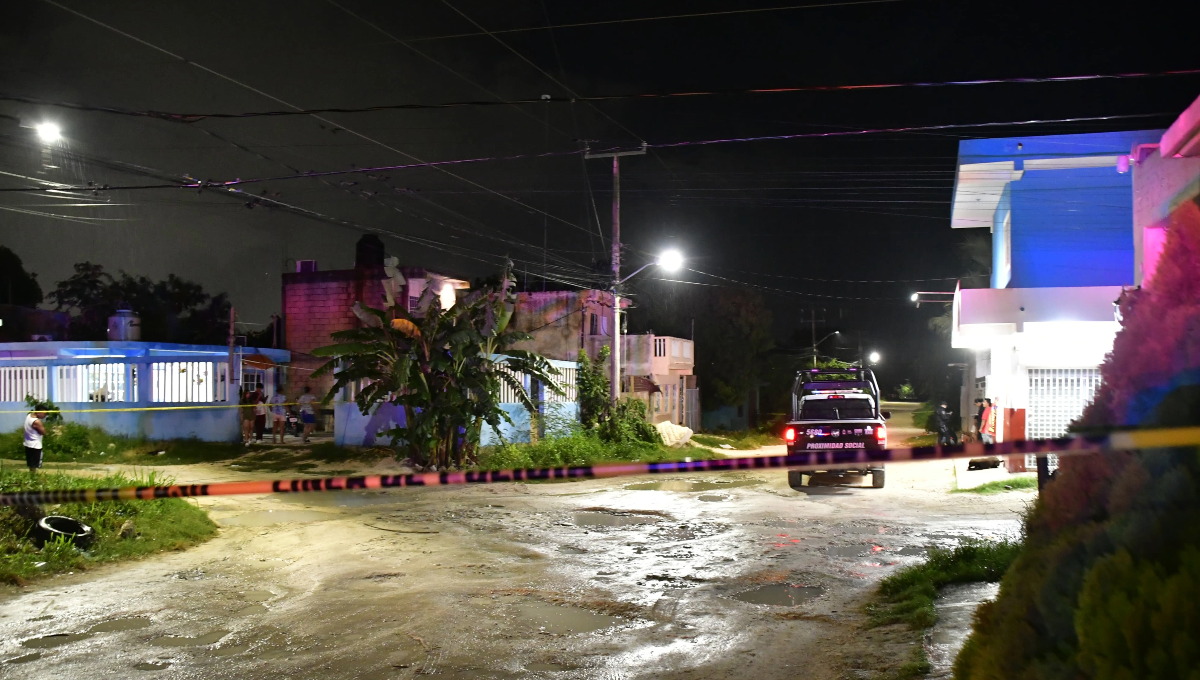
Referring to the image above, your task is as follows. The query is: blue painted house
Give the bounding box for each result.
[948,129,1162,442]
[0,341,290,442]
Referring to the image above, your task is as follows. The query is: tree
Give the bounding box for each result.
[576,345,610,430]
[0,246,43,307]
[626,281,774,409]
[311,265,562,469]
[48,262,230,343]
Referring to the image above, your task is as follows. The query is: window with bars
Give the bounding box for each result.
[56,364,132,402]
[1026,368,1102,440]
[654,338,667,357]
[0,367,48,402]
[152,361,225,403]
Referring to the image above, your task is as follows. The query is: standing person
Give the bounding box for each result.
[270,390,288,443]
[253,386,267,442]
[24,408,47,474]
[240,388,255,444]
[973,398,985,436]
[297,386,317,444]
[981,399,997,444]
[934,400,956,446]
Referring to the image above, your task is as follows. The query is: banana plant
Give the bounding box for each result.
[312,264,562,468]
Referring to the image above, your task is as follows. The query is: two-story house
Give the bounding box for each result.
[948,129,1163,442]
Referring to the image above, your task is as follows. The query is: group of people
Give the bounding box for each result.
[930,397,998,445]
[239,385,317,444]
[973,397,998,444]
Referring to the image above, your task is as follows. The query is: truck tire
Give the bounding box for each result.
[787,470,805,490]
[34,516,94,549]
[871,470,886,489]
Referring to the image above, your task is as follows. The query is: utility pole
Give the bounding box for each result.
[227,306,236,402]
[811,308,817,369]
[585,142,647,403]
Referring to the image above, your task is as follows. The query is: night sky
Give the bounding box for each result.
[2,0,1198,392]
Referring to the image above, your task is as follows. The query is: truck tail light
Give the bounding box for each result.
[875,425,887,446]
[785,427,796,443]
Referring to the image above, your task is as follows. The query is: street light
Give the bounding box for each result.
[656,249,684,272]
[611,249,686,403]
[910,293,919,302]
[868,351,881,364]
[35,122,61,143]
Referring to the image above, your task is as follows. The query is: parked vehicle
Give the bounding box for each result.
[785,367,891,489]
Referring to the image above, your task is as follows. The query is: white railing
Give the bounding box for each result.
[496,366,530,404]
[0,366,48,402]
[547,366,578,403]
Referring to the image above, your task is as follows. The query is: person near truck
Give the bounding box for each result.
[933,400,956,446]
[24,409,47,474]
[980,399,997,444]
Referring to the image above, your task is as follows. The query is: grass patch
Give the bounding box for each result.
[0,463,217,585]
[0,424,250,465]
[895,646,932,679]
[903,433,937,447]
[476,431,714,471]
[951,476,1038,495]
[692,431,781,450]
[869,539,1022,629]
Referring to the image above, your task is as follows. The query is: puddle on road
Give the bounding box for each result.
[573,512,659,527]
[235,604,268,616]
[90,618,152,633]
[558,546,587,554]
[512,601,625,634]
[733,584,825,606]
[21,633,91,649]
[210,644,250,657]
[625,478,760,492]
[895,545,928,556]
[697,494,727,502]
[928,582,1000,677]
[526,662,570,671]
[242,590,274,602]
[218,510,337,526]
[151,630,229,647]
[825,545,871,558]
[134,662,171,671]
[6,653,42,664]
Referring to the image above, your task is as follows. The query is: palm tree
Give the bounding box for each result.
[312,266,561,468]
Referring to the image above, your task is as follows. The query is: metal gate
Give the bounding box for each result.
[684,388,701,431]
[1026,368,1102,440]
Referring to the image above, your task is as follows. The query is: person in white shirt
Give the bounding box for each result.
[297,386,317,444]
[269,392,288,444]
[24,409,47,473]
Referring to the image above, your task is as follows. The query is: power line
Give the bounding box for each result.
[39,0,594,239]
[5,68,1196,122]
[400,0,912,41]
[2,111,1171,194]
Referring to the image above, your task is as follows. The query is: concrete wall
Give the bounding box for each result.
[1,402,240,442]
[1132,148,1200,286]
[334,401,579,448]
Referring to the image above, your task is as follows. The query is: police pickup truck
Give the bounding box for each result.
[784,367,892,489]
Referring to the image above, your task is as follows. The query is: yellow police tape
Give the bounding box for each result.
[3,426,1200,506]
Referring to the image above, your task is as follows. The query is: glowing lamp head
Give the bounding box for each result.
[35,122,61,143]
[439,281,456,310]
[656,249,684,272]
[868,351,881,364]
[910,293,919,302]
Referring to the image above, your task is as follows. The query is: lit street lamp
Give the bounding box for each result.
[610,249,685,403]
[868,351,882,364]
[35,122,61,143]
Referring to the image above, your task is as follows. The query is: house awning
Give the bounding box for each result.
[629,376,661,393]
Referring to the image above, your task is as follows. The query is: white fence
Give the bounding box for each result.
[152,361,228,403]
[0,367,48,402]
[57,364,132,402]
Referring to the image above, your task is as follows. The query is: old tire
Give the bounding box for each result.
[787,470,806,490]
[871,470,886,489]
[34,516,94,549]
